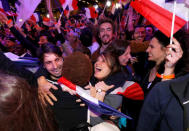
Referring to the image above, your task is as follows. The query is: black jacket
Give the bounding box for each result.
[0,51,36,86]
[137,74,189,131]
[46,76,88,131]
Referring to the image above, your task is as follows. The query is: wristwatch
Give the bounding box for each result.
[96,88,102,93]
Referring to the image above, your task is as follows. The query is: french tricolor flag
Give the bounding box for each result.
[29,13,41,23]
[0,0,6,14]
[85,7,98,19]
[15,0,41,27]
[131,0,189,37]
[57,77,132,119]
[59,0,78,11]
[64,5,70,18]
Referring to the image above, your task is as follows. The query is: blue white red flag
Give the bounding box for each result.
[64,5,70,18]
[29,12,41,23]
[57,77,132,119]
[15,0,41,27]
[85,7,98,19]
[59,0,78,11]
[0,0,6,14]
[131,0,189,37]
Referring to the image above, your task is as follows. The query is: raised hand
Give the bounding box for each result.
[38,76,58,106]
[164,38,183,75]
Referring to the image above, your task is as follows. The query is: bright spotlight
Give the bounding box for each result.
[94,5,98,9]
[46,14,50,18]
[115,3,121,9]
[19,19,23,22]
[106,1,111,7]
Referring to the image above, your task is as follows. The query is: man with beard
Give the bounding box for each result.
[91,18,115,62]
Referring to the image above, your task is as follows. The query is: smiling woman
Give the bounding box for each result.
[137,28,189,131]
[89,49,126,127]
[141,31,172,97]
[94,51,120,81]
[141,30,185,98]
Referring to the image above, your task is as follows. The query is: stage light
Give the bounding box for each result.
[19,19,23,22]
[94,5,98,9]
[106,1,111,7]
[115,3,121,9]
[46,14,50,18]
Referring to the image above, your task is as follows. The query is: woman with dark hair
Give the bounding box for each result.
[0,72,56,131]
[141,30,183,98]
[106,39,144,131]
[89,49,125,129]
[106,39,132,80]
[137,29,189,131]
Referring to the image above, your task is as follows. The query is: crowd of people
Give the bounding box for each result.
[0,3,189,131]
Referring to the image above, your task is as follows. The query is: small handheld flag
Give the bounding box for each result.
[57,76,132,119]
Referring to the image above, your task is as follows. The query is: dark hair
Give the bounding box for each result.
[173,29,189,75]
[74,45,91,59]
[105,39,131,79]
[106,39,130,57]
[100,49,121,76]
[155,29,189,76]
[79,27,93,47]
[134,25,145,31]
[98,18,115,33]
[152,30,178,74]
[145,25,155,33]
[38,30,55,44]
[153,31,170,47]
[0,72,56,131]
[37,43,62,63]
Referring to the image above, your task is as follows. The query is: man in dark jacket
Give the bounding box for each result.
[36,43,88,131]
[137,73,189,131]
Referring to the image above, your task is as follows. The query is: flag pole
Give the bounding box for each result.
[12,15,16,24]
[56,10,64,34]
[102,3,107,14]
[58,11,64,23]
[170,0,177,45]
[103,0,111,14]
